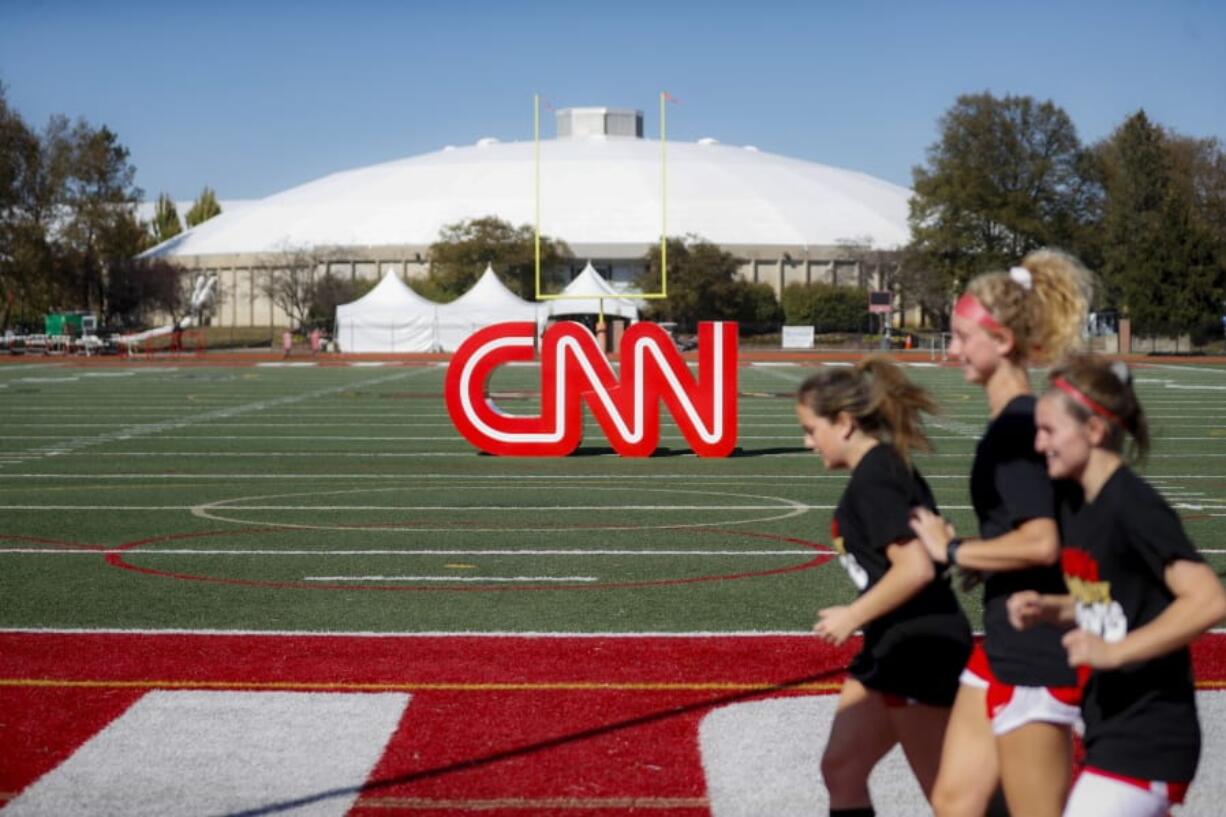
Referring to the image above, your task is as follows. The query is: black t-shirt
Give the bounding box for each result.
[832,443,971,703]
[974,395,1078,686]
[1059,466,1203,781]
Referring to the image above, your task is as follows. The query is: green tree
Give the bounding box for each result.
[1097,111,1225,341]
[0,82,45,329]
[1097,111,1168,316]
[780,283,868,332]
[305,273,377,330]
[104,256,187,328]
[907,92,1094,317]
[427,216,571,300]
[58,119,144,319]
[0,88,146,328]
[185,186,221,227]
[151,193,182,244]
[637,236,779,331]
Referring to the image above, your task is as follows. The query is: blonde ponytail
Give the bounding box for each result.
[965,247,1094,366]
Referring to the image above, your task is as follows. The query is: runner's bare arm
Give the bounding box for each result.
[1007,590,1075,631]
[910,509,1058,571]
[815,538,934,646]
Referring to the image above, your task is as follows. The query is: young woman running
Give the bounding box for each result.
[909,248,1093,817]
[797,357,972,816]
[1009,355,1226,817]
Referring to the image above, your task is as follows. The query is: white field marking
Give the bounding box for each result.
[10,375,80,383]
[1163,384,1226,391]
[0,367,438,467]
[1,548,826,556]
[1182,692,1226,816]
[1,420,834,429]
[0,451,487,458]
[0,435,473,441]
[8,472,1226,480]
[0,433,861,441]
[941,413,1226,420]
[0,362,65,372]
[190,485,816,533]
[348,361,388,366]
[1144,362,1226,375]
[0,421,452,427]
[256,361,319,367]
[0,690,408,817]
[4,626,1225,638]
[700,697,924,817]
[0,503,846,511]
[0,451,483,458]
[0,626,828,637]
[304,575,599,582]
[701,693,1226,817]
[0,411,462,418]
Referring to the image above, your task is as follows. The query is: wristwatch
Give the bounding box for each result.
[946,537,963,567]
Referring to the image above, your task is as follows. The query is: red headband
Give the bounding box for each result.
[953,293,1004,333]
[1052,376,1124,427]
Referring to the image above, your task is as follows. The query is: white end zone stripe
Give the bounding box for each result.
[699,692,1226,817]
[1,690,408,817]
[7,627,1226,637]
[700,696,924,816]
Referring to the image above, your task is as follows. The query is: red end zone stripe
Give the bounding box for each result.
[0,632,860,687]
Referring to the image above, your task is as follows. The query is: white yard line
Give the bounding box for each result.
[0,503,844,511]
[4,626,1226,637]
[0,471,1221,482]
[0,548,825,556]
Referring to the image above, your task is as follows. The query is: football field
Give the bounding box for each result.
[2,356,1225,815]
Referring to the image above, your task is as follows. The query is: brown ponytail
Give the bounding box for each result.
[796,356,937,463]
[1048,354,1150,463]
[965,247,1094,366]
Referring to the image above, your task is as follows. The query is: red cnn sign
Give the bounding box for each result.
[445,321,738,457]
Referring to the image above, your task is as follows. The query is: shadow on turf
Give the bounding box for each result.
[477,446,809,457]
[220,664,851,817]
[731,446,808,457]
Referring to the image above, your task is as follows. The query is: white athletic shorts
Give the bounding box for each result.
[1063,767,1189,817]
[960,644,1083,736]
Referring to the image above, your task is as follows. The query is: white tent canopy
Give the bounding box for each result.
[333,264,644,353]
[545,262,640,322]
[334,269,439,352]
[435,265,544,352]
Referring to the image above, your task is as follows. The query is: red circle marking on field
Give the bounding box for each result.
[103,526,834,593]
[0,533,108,551]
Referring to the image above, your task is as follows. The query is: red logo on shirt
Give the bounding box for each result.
[1061,548,1100,582]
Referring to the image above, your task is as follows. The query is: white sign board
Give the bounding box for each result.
[781,326,815,350]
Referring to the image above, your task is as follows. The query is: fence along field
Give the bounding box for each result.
[0,360,1225,814]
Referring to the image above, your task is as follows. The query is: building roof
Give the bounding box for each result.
[143,135,913,260]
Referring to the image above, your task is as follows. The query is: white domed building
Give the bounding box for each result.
[145,107,913,329]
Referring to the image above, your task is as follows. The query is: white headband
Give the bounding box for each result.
[1009,266,1033,290]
